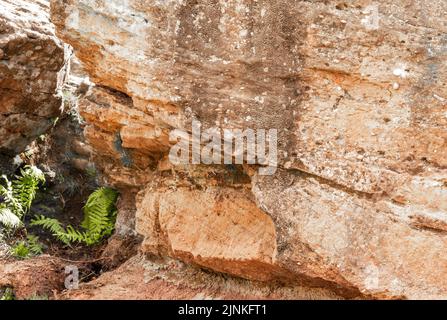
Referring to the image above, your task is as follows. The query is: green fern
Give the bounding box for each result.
[12,166,45,216]
[81,187,118,239]
[31,187,118,246]
[30,216,77,246]
[0,176,24,219]
[26,235,43,255]
[11,235,43,259]
[11,241,30,259]
[0,166,45,231]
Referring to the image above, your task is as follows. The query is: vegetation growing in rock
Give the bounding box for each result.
[0,166,45,232]
[11,235,43,259]
[31,187,118,246]
[0,288,14,301]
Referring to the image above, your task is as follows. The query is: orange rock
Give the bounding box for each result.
[50,0,447,299]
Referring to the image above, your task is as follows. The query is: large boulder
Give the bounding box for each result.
[0,0,69,156]
[51,0,447,299]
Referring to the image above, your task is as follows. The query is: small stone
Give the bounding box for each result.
[393,68,408,78]
[393,82,400,90]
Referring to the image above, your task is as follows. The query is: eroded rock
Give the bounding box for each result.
[136,183,279,281]
[51,0,447,299]
[61,254,346,300]
[0,0,69,156]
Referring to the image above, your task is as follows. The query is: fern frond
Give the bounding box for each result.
[64,225,89,244]
[81,187,118,243]
[31,216,89,245]
[10,235,43,259]
[31,215,65,234]
[31,215,72,245]
[31,187,118,246]
[82,188,118,227]
[0,175,24,218]
[26,235,43,255]
[12,166,45,215]
[0,166,45,227]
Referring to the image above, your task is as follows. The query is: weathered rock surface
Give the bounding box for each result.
[0,0,69,156]
[62,254,344,300]
[136,180,280,282]
[51,0,447,299]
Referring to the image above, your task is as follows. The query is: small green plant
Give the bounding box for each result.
[0,166,45,231]
[26,235,44,255]
[32,187,118,246]
[1,288,15,300]
[11,235,43,259]
[11,241,29,259]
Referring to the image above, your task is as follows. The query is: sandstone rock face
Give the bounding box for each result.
[63,254,344,300]
[0,0,69,155]
[136,182,280,282]
[51,0,447,299]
